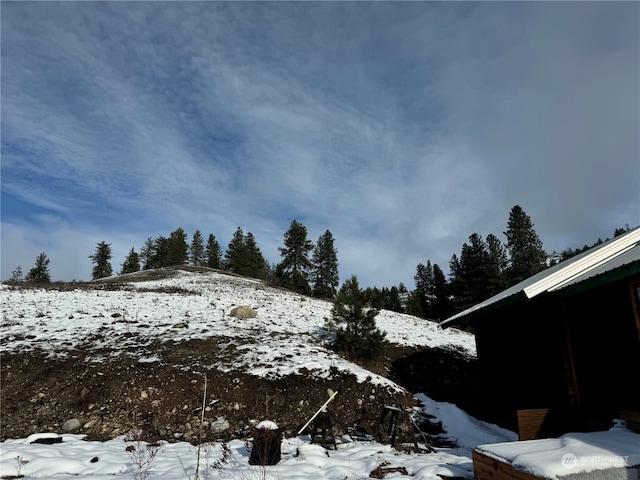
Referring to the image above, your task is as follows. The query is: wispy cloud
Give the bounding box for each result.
[2,2,638,286]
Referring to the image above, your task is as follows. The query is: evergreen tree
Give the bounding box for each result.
[614,224,631,237]
[9,266,23,283]
[166,228,189,266]
[140,237,156,270]
[449,234,492,311]
[486,233,509,296]
[225,227,250,275]
[120,247,140,275]
[244,232,268,279]
[205,233,223,269]
[326,275,387,362]
[189,230,206,266]
[311,230,339,298]
[384,285,404,313]
[90,242,113,280]
[412,261,435,318]
[152,236,170,268]
[432,263,453,320]
[365,286,385,310]
[504,205,547,285]
[266,262,281,287]
[26,252,51,283]
[277,220,314,295]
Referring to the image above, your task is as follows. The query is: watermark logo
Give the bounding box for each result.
[561,453,578,468]
[561,452,628,469]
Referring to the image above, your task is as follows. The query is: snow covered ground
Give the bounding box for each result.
[0,268,476,387]
[0,394,516,480]
[3,268,635,479]
[0,268,495,479]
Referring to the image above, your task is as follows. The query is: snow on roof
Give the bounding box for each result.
[440,226,640,328]
[476,428,640,480]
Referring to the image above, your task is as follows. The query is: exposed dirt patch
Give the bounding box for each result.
[1,348,426,444]
[1,268,481,446]
[1,341,479,445]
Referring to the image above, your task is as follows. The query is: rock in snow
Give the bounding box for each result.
[62,419,81,432]
[229,306,257,318]
[210,417,230,434]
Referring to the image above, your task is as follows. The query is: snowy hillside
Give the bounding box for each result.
[1,267,500,480]
[1,267,476,387]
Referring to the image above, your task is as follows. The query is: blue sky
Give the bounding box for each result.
[2,2,639,287]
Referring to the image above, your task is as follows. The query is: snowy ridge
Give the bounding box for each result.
[1,269,476,389]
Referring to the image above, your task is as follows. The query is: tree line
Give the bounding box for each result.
[361,206,632,322]
[10,220,340,299]
[103,220,340,298]
[9,208,633,318]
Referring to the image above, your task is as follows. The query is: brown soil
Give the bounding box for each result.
[1,270,480,445]
[1,341,478,445]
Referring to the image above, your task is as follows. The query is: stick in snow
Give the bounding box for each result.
[297,390,338,436]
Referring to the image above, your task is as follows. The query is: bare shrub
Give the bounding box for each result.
[125,428,164,480]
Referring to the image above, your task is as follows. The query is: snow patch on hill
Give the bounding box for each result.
[1,269,475,389]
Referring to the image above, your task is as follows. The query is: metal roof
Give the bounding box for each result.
[439,226,640,328]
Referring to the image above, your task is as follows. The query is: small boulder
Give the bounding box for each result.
[210,417,230,434]
[62,418,82,432]
[229,306,257,319]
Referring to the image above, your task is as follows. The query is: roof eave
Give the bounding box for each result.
[554,260,640,298]
[439,290,528,329]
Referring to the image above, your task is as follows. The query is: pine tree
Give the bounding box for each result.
[9,266,23,283]
[189,230,206,267]
[504,205,547,285]
[120,247,140,275]
[150,236,169,269]
[384,285,404,313]
[26,252,51,283]
[412,261,435,318]
[205,234,222,269]
[277,220,314,294]
[311,230,339,298]
[244,232,268,279]
[449,234,492,311]
[614,224,631,237]
[326,275,387,362]
[90,242,113,280]
[432,263,452,320]
[365,286,385,310]
[167,228,189,266]
[140,237,155,270]
[486,233,508,296]
[225,227,250,275]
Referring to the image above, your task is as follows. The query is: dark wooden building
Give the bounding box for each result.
[440,227,640,439]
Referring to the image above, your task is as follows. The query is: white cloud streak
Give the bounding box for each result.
[2,2,638,286]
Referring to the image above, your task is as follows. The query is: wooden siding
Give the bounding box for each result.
[472,450,545,480]
[472,274,640,436]
[517,409,549,441]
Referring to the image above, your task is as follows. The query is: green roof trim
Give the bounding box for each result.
[555,260,640,298]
